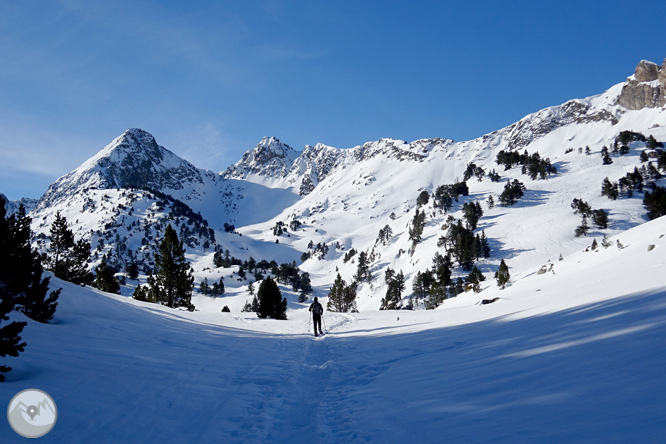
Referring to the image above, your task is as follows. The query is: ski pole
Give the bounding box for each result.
[322,313,327,333]
[308,313,311,333]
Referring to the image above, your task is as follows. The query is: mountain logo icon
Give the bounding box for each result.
[7,389,58,438]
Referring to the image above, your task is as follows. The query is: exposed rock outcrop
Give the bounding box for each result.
[635,60,660,82]
[617,59,666,110]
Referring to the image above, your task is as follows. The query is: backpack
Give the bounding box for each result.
[312,302,323,315]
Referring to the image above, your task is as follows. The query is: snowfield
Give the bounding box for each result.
[1,216,664,443]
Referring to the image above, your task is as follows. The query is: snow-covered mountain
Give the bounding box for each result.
[36,128,225,211]
[9,58,666,313]
[1,194,38,216]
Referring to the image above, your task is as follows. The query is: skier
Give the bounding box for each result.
[309,297,323,336]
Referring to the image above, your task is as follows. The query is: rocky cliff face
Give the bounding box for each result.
[617,59,666,110]
[222,137,299,181]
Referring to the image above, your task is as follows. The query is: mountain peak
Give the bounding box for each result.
[36,129,206,209]
[222,137,299,182]
[104,128,161,159]
[254,136,297,159]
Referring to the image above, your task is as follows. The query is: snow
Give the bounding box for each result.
[3,69,666,442]
[1,217,665,443]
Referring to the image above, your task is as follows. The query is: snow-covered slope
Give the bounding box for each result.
[1,215,664,443]
[232,78,665,311]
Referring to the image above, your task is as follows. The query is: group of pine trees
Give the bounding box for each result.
[437,219,490,270]
[432,181,469,212]
[599,131,666,220]
[498,179,526,206]
[496,149,556,180]
[0,198,61,381]
[570,198,608,237]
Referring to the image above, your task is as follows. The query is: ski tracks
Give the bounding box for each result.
[219,313,373,443]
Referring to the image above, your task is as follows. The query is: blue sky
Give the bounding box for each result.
[1,0,664,200]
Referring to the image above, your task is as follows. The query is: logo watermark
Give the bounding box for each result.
[7,389,57,438]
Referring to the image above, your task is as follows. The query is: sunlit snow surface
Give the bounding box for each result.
[1,216,664,443]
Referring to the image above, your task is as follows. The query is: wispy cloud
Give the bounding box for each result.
[166,122,237,173]
[0,121,95,177]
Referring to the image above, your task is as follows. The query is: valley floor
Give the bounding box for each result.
[1,219,666,443]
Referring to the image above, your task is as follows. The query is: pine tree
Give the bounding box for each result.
[46,211,91,285]
[466,266,486,293]
[125,262,139,280]
[425,282,447,309]
[380,270,404,310]
[96,259,120,294]
[462,201,483,230]
[486,195,495,209]
[210,278,225,296]
[494,259,510,289]
[432,252,452,286]
[643,186,666,220]
[592,209,609,229]
[0,200,26,381]
[409,209,426,245]
[575,216,590,237]
[354,251,371,283]
[411,271,429,302]
[151,225,195,310]
[241,300,253,312]
[1,202,60,325]
[299,273,312,294]
[601,177,619,200]
[327,274,357,313]
[256,277,287,320]
[199,277,210,295]
[380,281,401,310]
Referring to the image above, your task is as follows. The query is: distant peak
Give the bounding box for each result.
[117,128,158,145]
[256,136,294,156]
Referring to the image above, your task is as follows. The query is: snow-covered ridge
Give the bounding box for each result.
[222,137,456,195]
[1,193,38,215]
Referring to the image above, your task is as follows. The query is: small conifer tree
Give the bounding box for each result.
[494,259,510,289]
[147,225,195,311]
[96,259,120,294]
[466,266,486,293]
[257,277,287,320]
[327,274,357,313]
[46,211,91,285]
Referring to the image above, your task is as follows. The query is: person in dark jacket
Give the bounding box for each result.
[309,297,323,336]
